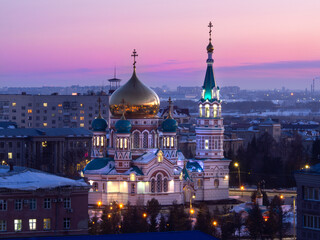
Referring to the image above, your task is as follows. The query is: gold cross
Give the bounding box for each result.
[131,49,138,68]
[208,21,213,41]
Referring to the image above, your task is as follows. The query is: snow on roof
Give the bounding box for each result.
[0,166,88,190]
[134,150,158,164]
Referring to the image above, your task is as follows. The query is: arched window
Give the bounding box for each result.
[151,179,155,193]
[157,174,162,192]
[213,104,217,118]
[199,105,202,117]
[205,104,210,118]
[197,179,203,188]
[92,182,98,191]
[151,132,155,148]
[143,132,148,148]
[163,178,168,192]
[133,132,140,149]
[214,179,219,188]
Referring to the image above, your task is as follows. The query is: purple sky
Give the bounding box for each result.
[1,0,320,90]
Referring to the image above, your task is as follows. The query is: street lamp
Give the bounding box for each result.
[143,213,147,218]
[212,220,217,226]
[97,201,102,207]
[234,162,241,189]
[190,208,195,215]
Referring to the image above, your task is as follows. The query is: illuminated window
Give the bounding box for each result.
[14,219,22,232]
[73,116,77,120]
[77,164,81,171]
[163,138,166,147]
[29,219,36,230]
[124,138,127,149]
[80,110,85,114]
[58,104,62,107]
[43,218,51,230]
[97,136,100,146]
[51,113,55,117]
[157,152,163,162]
[202,89,205,98]
[80,117,84,121]
[80,103,83,107]
[120,138,123,148]
[170,137,174,147]
[80,123,84,127]
[43,123,47,127]
[100,136,104,146]
[42,141,47,147]
[213,104,217,118]
[8,152,12,159]
[205,104,210,118]
[12,102,16,107]
[205,140,209,150]
[58,110,62,114]
[166,137,170,147]
[43,103,47,107]
[199,105,202,117]
[28,109,32,113]
[130,173,136,181]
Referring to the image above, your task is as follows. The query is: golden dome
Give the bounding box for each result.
[109,69,160,118]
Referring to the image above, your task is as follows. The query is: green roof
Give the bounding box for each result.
[186,162,203,172]
[202,65,216,101]
[84,157,114,171]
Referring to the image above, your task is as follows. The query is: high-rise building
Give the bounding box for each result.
[0,94,109,130]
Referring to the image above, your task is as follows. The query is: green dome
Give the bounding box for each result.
[162,118,178,132]
[92,116,108,132]
[115,118,132,133]
[84,157,113,171]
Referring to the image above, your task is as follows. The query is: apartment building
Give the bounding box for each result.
[0,93,109,130]
[0,128,92,175]
[0,165,89,237]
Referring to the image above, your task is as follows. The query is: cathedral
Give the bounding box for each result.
[83,23,231,206]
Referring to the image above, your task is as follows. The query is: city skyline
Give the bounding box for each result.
[1,0,320,90]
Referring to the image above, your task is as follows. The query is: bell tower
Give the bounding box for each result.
[195,22,224,160]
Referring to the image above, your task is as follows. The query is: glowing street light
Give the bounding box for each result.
[143,213,147,218]
[280,195,284,200]
[305,164,310,169]
[234,162,241,190]
[119,203,124,209]
[97,201,102,207]
[190,208,195,215]
[212,221,218,226]
[240,185,245,191]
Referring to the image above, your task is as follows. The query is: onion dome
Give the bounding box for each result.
[162,118,178,132]
[207,42,214,53]
[91,115,108,132]
[115,115,132,134]
[109,50,160,119]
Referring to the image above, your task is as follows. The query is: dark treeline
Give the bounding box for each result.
[227,132,320,188]
[89,197,289,239]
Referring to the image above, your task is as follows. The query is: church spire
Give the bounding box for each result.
[202,21,217,101]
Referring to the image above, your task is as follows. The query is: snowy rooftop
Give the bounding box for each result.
[0,128,93,138]
[0,166,89,190]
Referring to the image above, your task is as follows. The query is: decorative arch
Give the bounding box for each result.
[92,182,99,191]
[132,130,141,149]
[214,179,219,188]
[142,130,149,148]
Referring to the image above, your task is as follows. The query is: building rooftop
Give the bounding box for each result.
[297,163,320,175]
[0,166,88,190]
[0,128,93,138]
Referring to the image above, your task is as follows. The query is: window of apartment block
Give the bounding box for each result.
[44,198,51,209]
[63,198,71,209]
[0,220,6,231]
[43,123,47,127]
[17,153,20,159]
[43,218,51,230]
[12,102,16,107]
[0,200,7,211]
[21,106,25,110]
[30,199,37,210]
[15,199,22,210]
[8,142,12,148]
[63,218,70,229]
[43,103,47,107]
[28,103,32,107]
[29,219,36,230]
[0,142,4,148]
[12,109,16,113]
[14,219,22,231]
[28,109,32,113]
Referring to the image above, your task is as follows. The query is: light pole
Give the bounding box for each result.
[234,162,241,189]
[292,196,296,240]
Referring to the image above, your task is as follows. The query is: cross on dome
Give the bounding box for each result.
[208,21,213,42]
[131,49,138,69]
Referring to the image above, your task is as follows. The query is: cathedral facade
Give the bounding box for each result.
[83,23,230,206]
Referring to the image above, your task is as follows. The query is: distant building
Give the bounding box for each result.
[158,106,191,124]
[0,166,89,238]
[0,94,109,130]
[258,118,281,142]
[0,128,92,175]
[294,164,320,239]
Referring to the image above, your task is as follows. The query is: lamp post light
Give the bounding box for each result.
[234,162,241,190]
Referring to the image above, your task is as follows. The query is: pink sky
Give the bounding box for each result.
[0,0,320,89]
